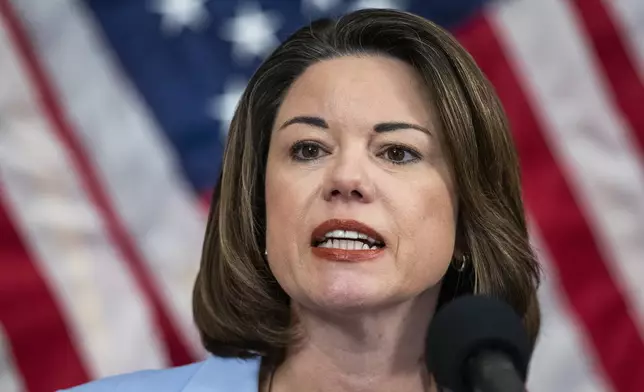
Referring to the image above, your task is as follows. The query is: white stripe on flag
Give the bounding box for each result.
[0,19,167,378]
[11,0,207,357]
[526,226,610,392]
[606,0,644,80]
[0,325,23,392]
[491,0,644,336]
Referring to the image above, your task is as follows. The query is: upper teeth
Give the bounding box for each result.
[316,230,382,250]
[324,230,378,243]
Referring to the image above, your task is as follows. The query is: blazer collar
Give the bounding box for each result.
[181,356,261,392]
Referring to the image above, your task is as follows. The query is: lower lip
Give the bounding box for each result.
[311,246,385,261]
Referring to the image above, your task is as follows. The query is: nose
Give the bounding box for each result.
[323,154,375,203]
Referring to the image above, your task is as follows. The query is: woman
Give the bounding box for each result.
[64,8,541,392]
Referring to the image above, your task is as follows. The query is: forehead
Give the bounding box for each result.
[276,56,435,128]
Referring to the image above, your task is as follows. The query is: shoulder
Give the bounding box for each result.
[58,362,203,392]
[58,356,261,392]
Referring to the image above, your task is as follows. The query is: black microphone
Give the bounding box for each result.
[426,295,532,392]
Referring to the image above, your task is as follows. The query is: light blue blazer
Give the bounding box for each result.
[59,356,262,392]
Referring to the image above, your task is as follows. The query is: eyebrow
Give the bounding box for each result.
[278,116,432,135]
[373,122,431,135]
[279,116,328,130]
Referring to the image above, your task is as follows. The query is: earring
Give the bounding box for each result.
[453,254,468,272]
[264,249,268,256]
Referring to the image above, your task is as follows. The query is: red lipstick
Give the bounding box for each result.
[310,219,386,262]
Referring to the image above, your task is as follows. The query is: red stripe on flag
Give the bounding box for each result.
[200,190,212,211]
[455,15,644,392]
[570,0,644,147]
[0,0,193,367]
[0,192,90,392]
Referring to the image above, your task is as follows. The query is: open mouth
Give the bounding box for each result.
[311,219,386,251]
[313,230,385,250]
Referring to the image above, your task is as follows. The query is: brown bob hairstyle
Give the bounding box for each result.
[193,8,541,364]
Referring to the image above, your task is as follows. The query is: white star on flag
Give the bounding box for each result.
[150,0,210,34]
[219,2,282,64]
[349,0,407,11]
[301,0,342,15]
[209,77,248,137]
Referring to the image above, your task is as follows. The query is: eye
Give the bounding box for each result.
[290,141,329,161]
[379,145,421,165]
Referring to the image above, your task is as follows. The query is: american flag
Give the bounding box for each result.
[0,0,642,391]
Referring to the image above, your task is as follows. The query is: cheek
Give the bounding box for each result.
[392,175,458,272]
[264,159,310,256]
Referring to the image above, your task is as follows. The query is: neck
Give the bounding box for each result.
[268,290,439,392]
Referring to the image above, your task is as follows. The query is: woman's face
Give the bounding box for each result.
[264,55,458,314]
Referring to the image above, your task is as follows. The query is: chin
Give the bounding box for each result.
[303,276,402,315]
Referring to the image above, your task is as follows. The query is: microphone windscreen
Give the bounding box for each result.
[425,295,532,392]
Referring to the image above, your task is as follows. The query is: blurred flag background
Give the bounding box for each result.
[0,0,643,391]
